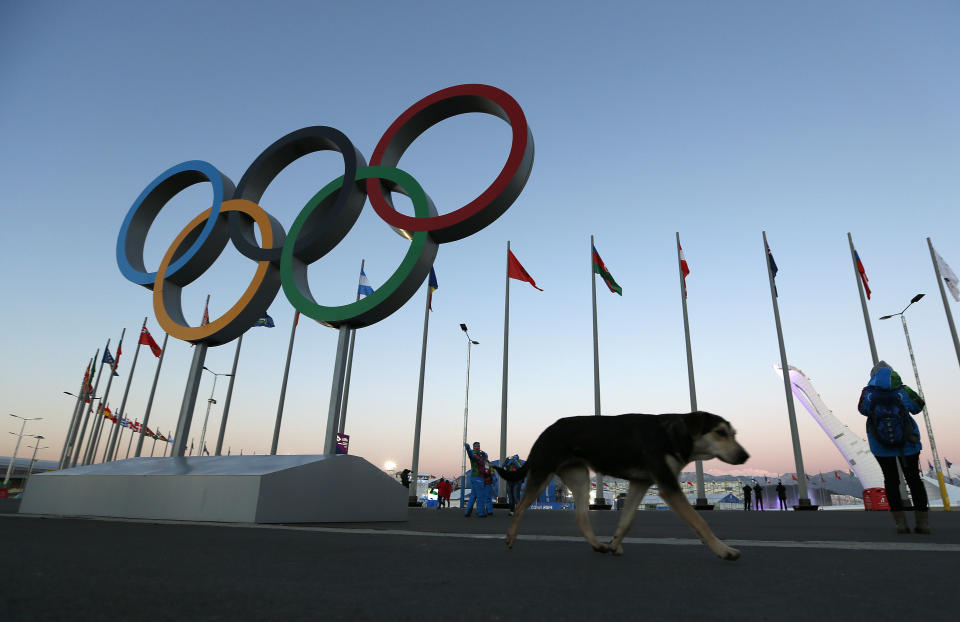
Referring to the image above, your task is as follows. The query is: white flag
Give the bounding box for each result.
[936,250,960,302]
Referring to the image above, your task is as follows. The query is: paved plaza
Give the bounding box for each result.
[3,501,958,621]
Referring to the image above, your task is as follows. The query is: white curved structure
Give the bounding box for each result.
[773,365,884,489]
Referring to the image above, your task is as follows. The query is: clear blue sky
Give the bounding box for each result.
[2,1,959,479]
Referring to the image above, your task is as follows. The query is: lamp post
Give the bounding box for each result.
[880,293,951,510]
[3,414,42,488]
[459,323,479,509]
[198,367,231,457]
[23,435,47,487]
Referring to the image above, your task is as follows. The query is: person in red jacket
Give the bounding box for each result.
[436,478,451,508]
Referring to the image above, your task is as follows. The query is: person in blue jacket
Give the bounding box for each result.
[463,442,490,517]
[858,360,930,534]
[494,455,526,516]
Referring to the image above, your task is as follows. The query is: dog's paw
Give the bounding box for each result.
[610,544,624,556]
[718,546,741,561]
[592,543,612,554]
[505,535,515,549]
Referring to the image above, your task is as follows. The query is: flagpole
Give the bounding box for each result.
[762,231,812,509]
[271,311,299,455]
[136,332,168,457]
[324,326,351,454]
[173,343,208,457]
[113,318,147,458]
[498,241,511,504]
[60,356,94,469]
[677,233,709,509]
[72,347,103,467]
[125,419,137,458]
[339,259,365,439]
[215,334,242,455]
[98,328,126,462]
[409,278,432,506]
[74,341,108,467]
[590,235,607,508]
[928,237,960,371]
[897,313,951,510]
[848,233,878,366]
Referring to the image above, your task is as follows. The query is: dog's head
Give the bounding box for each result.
[685,411,750,465]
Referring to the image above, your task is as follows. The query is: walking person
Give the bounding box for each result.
[776,480,787,510]
[493,454,526,516]
[753,483,764,510]
[858,361,930,534]
[742,482,752,511]
[463,442,490,517]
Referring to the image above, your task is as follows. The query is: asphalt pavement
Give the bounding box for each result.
[3,501,958,621]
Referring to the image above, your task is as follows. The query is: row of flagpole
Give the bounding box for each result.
[57,232,960,510]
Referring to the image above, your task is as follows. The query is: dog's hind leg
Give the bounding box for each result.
[606,480,651,556]
[558,465,609,553]
[660,489,740,561]
[505,473,551,549]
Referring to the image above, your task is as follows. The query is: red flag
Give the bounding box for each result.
[114,343,122,370]
[294,310,300,327]
[686,481,693,486]
[854,250,871,299]
[835,471,841,479]
[507,249,543,291]
[139,326,163,357]
[792,475,798,481]
[201,300,210,325]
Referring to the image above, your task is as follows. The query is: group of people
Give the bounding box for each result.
[741,481,789,510]
[462,442,526,517]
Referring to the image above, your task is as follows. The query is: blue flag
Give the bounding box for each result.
[254,313,275,328]
[358,268,374,297]
[102,347,119,376]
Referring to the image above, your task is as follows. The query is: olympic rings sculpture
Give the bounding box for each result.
[116,84,534,346]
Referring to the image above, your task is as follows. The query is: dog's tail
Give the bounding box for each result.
[494,462,529,482]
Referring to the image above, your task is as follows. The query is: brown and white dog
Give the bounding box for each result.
[504,411,750,560]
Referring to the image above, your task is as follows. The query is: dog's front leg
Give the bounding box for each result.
[660,490,740,561]
[607,480,650,555]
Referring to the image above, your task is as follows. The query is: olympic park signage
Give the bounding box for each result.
[116,84,534,346]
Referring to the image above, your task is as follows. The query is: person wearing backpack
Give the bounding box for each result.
[858,360,930,534]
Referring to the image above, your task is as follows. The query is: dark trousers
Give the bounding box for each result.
[778,496,787,509]
[506,481,523,511]
[876,453,928,512]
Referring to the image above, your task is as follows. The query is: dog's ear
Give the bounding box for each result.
[683,411,722,437]
[663,415,694,457]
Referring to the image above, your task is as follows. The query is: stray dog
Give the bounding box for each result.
[504,411,749,560]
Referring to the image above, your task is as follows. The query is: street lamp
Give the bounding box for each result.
[3,414,42,488]
[880,293,951,509]
[459,324,479,509]
[23,435,47,488]
[198,367,232,457]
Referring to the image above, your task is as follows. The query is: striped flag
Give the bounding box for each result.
[854,250,871,299]
[592,245,621,295]
[358,268,374,297]
[427,267,438,311]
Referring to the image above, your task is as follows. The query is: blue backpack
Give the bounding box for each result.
[867,390,917,448]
